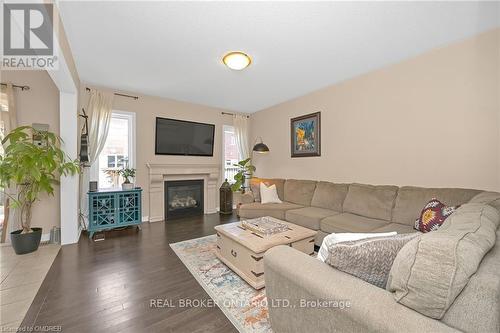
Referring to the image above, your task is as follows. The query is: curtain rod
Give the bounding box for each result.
[0,83,30,91]
[85,87,138,100]
[221,112,249,118]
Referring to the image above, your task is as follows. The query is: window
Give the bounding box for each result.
[106,154,125,168]
[0,91,8,155]
[223,125,240,182]
[91,111,136,189]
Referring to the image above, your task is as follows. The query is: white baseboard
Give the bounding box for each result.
[142,216,149,222]
[148,215,164,223]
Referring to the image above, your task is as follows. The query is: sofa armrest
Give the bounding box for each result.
[238,192,255,204]
[264,246,459,333]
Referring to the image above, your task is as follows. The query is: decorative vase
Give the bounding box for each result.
[122,182,134,190]
[10,227,42,255]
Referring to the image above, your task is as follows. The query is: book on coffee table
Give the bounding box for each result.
[241,216,290,236]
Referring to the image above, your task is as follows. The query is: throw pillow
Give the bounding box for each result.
[317,232,396,262]
[260,183,282,204]
[414,198,459,232]
[250,179,264,202]
[250,178,285,202]
[387,203,499,319]
[323,233,420,288]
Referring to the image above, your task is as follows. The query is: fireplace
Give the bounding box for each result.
[165,179,204,220]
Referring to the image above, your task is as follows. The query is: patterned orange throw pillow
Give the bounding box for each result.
[414,198,460,233]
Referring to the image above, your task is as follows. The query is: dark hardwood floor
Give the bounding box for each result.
[21,213,240,333]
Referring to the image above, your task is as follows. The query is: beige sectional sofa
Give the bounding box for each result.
[239,178,480,246]
[239,178,500,332]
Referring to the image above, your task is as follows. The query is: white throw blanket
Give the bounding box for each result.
[317,232,397,262]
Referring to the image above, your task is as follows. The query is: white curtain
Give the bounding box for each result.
[0,83,19,241]
[87,90,114,164]
[0,83,18,140]
[233,114,250,160]
[79,89,114,227]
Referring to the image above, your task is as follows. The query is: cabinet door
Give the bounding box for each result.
[90,194,117,228]
[117,191,140,225]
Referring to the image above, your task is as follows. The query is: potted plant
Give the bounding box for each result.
[230,158,256,193]
[0,126,80,254]
[119,167,136,190]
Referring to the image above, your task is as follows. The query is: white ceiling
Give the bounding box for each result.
[59,1,499,113]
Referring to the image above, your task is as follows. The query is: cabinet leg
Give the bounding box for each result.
[136,225,141,231]
[89,231,94,239]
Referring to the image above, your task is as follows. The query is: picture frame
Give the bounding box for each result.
[290,112,321,157]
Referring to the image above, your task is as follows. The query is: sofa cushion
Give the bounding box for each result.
[469,191,500,214]
[343,184,398,221]
[325,233,420,289]
[391,186,480,226]
[387,203,500,319]
[284,179,318,206]
[239,201,303,220]
[320,213,389,234]
[249,178,285,202]
[372,223,417,234]
[310,182,349,211]
[285,207,339,230]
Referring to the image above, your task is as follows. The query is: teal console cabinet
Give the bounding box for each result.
[88,188,143,238]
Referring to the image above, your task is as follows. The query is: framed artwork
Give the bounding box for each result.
[290,112,321,157]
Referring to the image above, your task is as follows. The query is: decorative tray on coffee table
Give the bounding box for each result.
[241,216,290,236]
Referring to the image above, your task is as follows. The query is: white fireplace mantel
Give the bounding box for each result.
[146,163,220,222]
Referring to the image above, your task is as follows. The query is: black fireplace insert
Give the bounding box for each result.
[165,179,204,220]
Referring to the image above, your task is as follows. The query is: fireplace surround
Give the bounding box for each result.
[146,164,220,222]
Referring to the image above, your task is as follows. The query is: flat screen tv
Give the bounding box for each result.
[155,117,215,156]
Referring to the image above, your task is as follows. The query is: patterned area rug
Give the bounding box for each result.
[170,235,272,333]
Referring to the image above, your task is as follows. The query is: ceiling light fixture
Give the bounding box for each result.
[222,51,251,70]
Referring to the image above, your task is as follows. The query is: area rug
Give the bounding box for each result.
[170,235,272,333]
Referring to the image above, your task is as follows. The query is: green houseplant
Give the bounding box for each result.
[230,158,256,193]
[119,167,136,190]
[0,126,80,254]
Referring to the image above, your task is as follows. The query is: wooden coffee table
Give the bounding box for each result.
[214,217,317,289]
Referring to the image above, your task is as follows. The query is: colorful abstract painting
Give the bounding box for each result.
[290,112,321,157]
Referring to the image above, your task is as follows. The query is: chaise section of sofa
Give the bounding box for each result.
[264,245,460,333]
[265,200,500,332]
[259,183,500,333]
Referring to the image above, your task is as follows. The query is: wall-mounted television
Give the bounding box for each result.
[155,117,215,156]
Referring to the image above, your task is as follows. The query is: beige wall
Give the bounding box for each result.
[80,86,241,218]
[1,70,61,234]
[251,29,500,192]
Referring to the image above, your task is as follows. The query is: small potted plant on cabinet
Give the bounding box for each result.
[0,126,80,254]
[119,168,136,190]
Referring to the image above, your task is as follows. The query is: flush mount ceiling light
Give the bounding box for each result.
[222,51,251,70]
